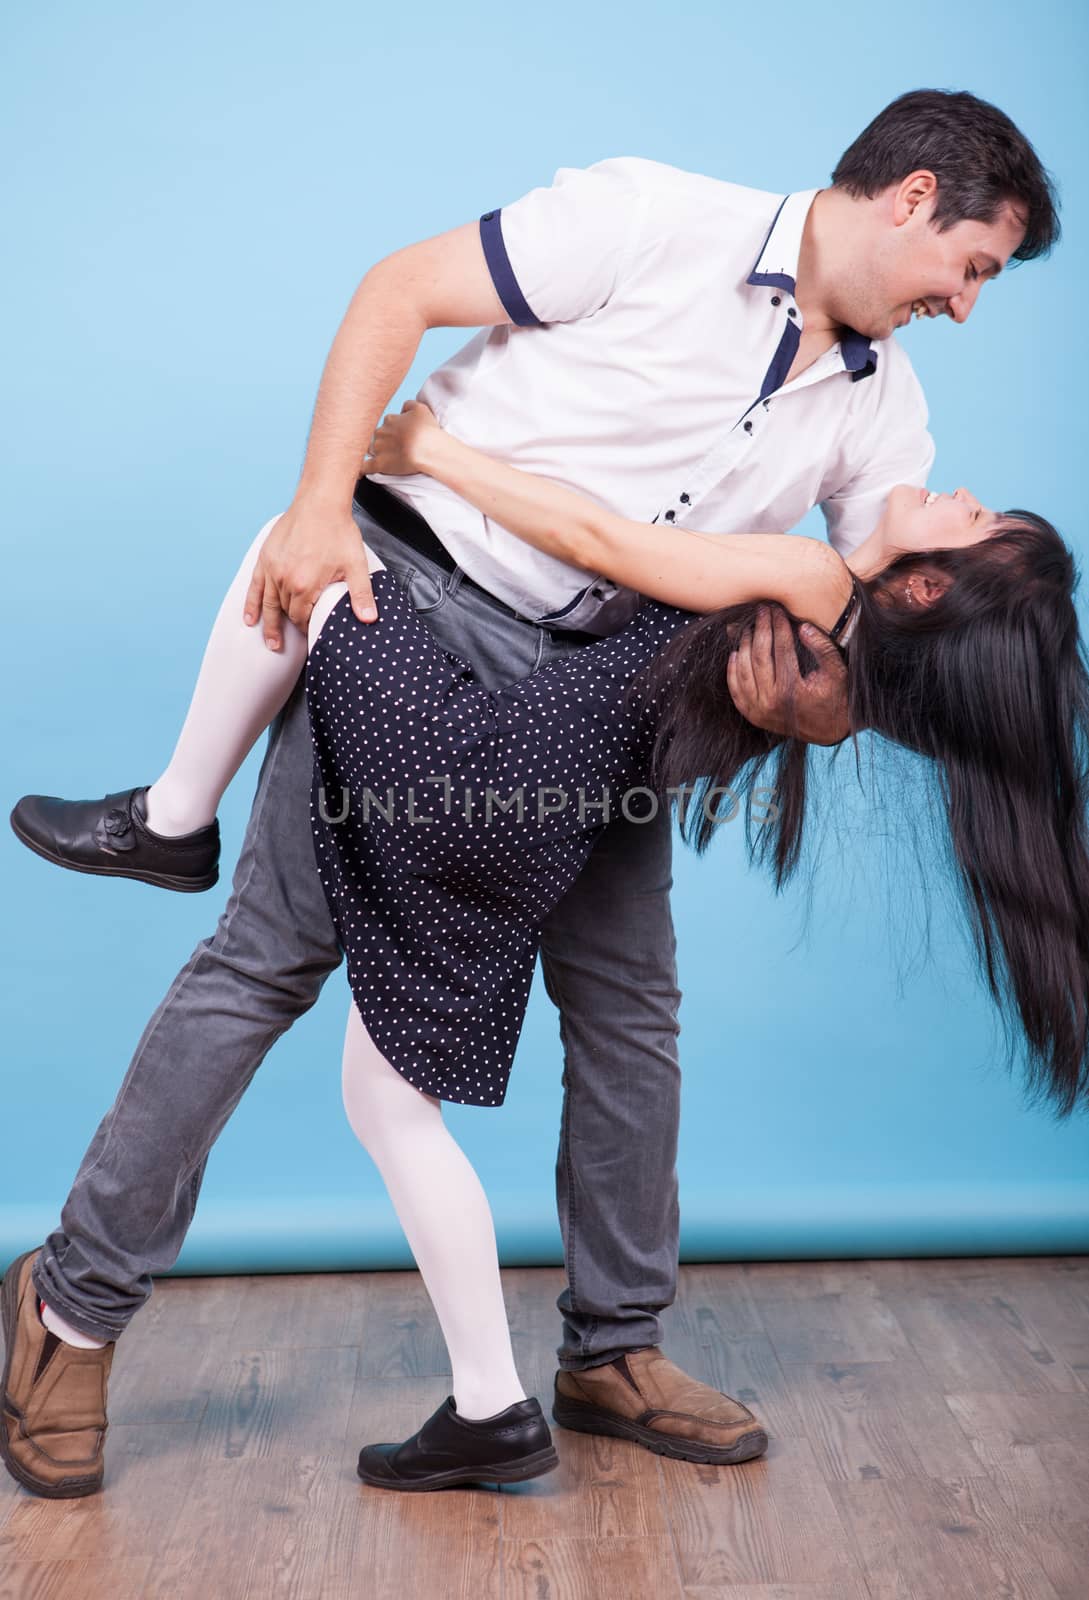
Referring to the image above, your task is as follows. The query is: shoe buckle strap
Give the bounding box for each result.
[95,808,136,852]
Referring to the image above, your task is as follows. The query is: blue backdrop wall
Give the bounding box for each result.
[3,0,1087,1277]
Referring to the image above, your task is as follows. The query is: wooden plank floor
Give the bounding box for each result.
[1,1258,1086,1599]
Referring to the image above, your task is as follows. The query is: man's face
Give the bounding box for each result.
[849,184,1027,341]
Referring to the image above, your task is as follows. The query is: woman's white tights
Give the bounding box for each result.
[136,513,527,1419]
[141,514,357,837]
[341,1003,527,1419]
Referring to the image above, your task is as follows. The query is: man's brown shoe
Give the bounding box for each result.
[1,1250,115,1497]
[553,1347,768,1465]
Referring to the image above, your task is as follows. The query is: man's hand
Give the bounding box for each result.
[243,499,376,652]
[726,604,851,746]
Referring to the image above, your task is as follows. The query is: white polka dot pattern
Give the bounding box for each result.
[306,569,696,1107]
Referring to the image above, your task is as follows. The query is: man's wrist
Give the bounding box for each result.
[293,477,356,516]
[809,713,852,746]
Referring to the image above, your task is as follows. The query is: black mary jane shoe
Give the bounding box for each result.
[357,1396,560,1491]
[10,785,220,893]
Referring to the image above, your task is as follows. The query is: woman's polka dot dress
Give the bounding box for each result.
[307,568,697,1107]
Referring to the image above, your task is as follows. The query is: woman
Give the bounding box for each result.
[10,401,1089,1491]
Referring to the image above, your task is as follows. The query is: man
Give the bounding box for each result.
[2,89,1058,1497]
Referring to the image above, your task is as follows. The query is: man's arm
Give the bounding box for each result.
[249,159,652,649]
[245,221,510,650]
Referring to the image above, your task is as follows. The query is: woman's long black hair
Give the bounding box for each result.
[631,514,1089,1117]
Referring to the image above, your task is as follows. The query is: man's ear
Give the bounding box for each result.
[893,170,938,225]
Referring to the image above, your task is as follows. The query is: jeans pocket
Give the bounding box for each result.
[403,565,450,616]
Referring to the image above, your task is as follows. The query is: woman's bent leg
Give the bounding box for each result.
[143,522,383,838]
[143,516,307,834]
[340,1001,526,1420]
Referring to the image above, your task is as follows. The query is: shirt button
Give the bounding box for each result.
[482,211,496,221]
[787,307,797,318]
[679,492,690,504]
[664,509,676,521]
[743,420,753,433]
[771,295,781,306]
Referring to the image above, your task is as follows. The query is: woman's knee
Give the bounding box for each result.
[341,1005,440,1148]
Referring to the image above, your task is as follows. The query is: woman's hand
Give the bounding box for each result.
[360,399,443,478]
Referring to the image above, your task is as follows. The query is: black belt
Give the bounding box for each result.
[352,476,597,642]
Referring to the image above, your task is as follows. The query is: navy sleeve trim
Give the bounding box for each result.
[479,210,542,327]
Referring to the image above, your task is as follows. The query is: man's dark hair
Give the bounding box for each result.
[831,89,1060,263]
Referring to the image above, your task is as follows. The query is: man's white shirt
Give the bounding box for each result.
[371,156,935,636]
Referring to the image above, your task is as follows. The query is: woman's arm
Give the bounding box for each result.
[363,403,853,629]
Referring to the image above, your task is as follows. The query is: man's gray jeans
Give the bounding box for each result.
[32,500,683,1367]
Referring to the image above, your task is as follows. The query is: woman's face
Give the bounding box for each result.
[878,484,1004,554]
